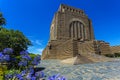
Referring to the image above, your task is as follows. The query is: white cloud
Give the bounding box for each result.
[27,36,43,46]
[36,48,44,54]
[35,40,42,45]
[28,39,44,55]
[30,39,43,46]
[28,46,44,55]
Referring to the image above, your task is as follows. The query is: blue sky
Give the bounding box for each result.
[0,0,120,54]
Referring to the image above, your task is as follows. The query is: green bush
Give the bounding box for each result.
[5,69,20,75]
[29,53,40,59]
[104,52,120,58]
[104,54,115,58]
[0,12,6,26]
[0,28,32,56]
[15,53,39,61]
[114,53,120,57]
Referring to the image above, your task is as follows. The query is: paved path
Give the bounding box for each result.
[37,59,120,80]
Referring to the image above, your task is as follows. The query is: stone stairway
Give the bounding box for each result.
[78,41,95,54]
[56,39,75,59]
[73,40,78,57]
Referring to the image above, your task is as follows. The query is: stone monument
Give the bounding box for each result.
[42,4,111,60]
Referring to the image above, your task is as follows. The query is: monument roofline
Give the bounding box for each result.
[58,4,84,13]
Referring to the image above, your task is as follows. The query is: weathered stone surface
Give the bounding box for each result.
[61,53,114,65]
[111,46,120,53]
[42,4,112,60]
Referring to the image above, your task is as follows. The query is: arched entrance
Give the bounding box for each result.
[69,21,86,40]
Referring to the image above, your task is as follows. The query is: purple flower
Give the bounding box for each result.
[57,76,66,80]
[18,60,27,66]
[31,59,39,65]
[0,52,3,59]
[31,76,36,80]
[21,70,27,76]
[0,52,10,62]
[35,71,44,78]
[0,52,3,56]
[3,48,13,54]
[21,55,31,60]
[5,74,13,79]
[29,68,34,74]
[16,74,23,79]
[3,54,10,61]
[26,73,32,79]
[20,50,29,55]
[19,77,24,80]
[48,74,66,80]
[35,55,41,60]
[32,55,41,65]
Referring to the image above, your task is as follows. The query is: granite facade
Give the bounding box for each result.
[42,4,112,60]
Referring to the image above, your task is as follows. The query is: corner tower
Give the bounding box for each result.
[50,4,94,41]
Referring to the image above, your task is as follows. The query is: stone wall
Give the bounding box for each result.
[77,40,111,55]
[42,40,112,60]
[93,40,112,55]
[42,40,74,60]
[111,46,120,54]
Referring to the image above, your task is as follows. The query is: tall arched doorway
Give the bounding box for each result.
[69,21,86,40]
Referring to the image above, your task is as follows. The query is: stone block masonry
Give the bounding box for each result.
[42,4,113,60]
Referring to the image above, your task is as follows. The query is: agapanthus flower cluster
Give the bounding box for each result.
[20,50,29,55]
[5,70,66,80]
[7,71,63,80]
[5,74,13,79]
[5,50,44,80]
[20,50,31,61]
[18,60,28,66]
[0,48,13,62]
[2,48,67,80]
[32,55,41,65]
[35,71,44,79]
[48,74,66,80]
[18,50,32,67]
[5,69,45,80]
[3,48,13,54]
[19,50,41,68]
[5,62,45,79]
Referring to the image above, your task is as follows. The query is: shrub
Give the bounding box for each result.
[0,28,32,56]
[0,48,66,80]
[104,52,120,58]
[114,52,120,57]
[0,12,6,26]
[104,54,115,58]
[29,53,39,59]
